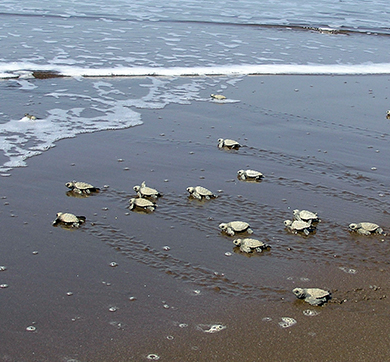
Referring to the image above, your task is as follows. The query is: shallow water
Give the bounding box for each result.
[1,74,390,361]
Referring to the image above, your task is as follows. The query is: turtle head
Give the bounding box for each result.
[133,185,140,192]
[349,223,358,230]
[292,288,305,299]
[233,239,242,246]
[186,187,194,193]
[284,220,292,227]
[65,181,74,188]
[237,170,244,176]
[219,223,228,231]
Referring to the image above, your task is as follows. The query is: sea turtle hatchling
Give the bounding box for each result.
[219,221,253,236]
[210,94,226,100]
[293,209,319,223]
[24,113,37,120]
[53,212,86,228]
[217,138,241,149]
[386,110,390,119]
[129,197,156,212]
[187,186,216,200]
[348,222,385,235]
[233,238,270,253]
[284,219,314,236]
[237,169,264,181]
[133,181,161,198]
[65,181,100,195]
[292,287,331,306]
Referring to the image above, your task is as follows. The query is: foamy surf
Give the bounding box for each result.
[2,62,390,79]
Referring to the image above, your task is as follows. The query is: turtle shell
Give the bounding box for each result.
[228,221,250,232]
[218,138,240,148]
[66,181,99,192]
[247,170,263,178]
[211,94,226,100]
[73,181,94,190]
[290,220,311,231]
[194,186,214,196]
[240,238,266,249]
[223,139,240,147]
[294,209,318,221]
[131,198,155,208]
[134,181,160,197]
[304,288,330,299]
[358,222,380,231]
[54,212,85,226]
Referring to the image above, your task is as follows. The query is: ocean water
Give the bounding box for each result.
[0,0,390,171]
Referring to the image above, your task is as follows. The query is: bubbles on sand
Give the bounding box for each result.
[0,266,7,271]
[196,323,226,333]
[109,321,125,330]
[0,284,9,289]
[262,317,273,322]
[278,317,297,328]
[303,309,320,317]
[146,354,160,360]
[26,325,36,332]
[339,267,357,274]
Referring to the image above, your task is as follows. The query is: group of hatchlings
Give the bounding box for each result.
[53,99,387,305]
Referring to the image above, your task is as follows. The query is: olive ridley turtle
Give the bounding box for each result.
[292,287,331,306]
[217,138,241,149]
[129,197,156,212]
[219,221,253,236]
[233,238,270,253]
[237,169,264,181]
[187,186,216,200]
[293,209,319,223]
[210,94,226,100]
[24,113,37,120]
[284,219,314,236]
[348,222,385,235]
[133,181,161,198]
[53,212,86,228]
[66,181,100,195]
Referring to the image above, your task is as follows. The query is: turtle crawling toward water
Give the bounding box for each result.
[133,181,161,199]
[187,186,216,200]
[219,221,253,236]
[218,138,241,149]
[237,169,263,181]
[129,197,156,212]
[348,222,385,235]
[233,238,270,253]
[24,113,37,120]
[292,287,331,306]
[293,209,319,223]
[53,212,86,228]
[284,219,314,236]
[66,181,100,195]
[210,94,226,100]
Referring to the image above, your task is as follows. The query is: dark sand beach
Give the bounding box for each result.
[1,75,390,361]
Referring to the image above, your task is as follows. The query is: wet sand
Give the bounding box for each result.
[1,75,390,361]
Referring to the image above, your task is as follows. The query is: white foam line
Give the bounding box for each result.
[2,62,390,78]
